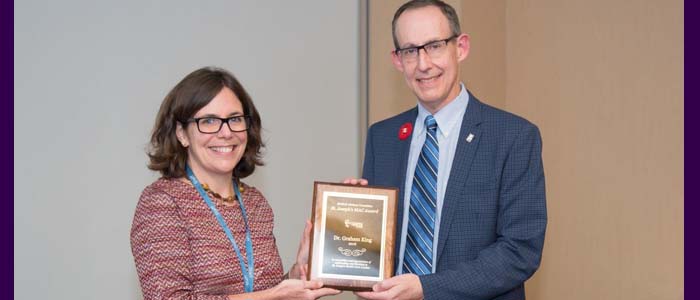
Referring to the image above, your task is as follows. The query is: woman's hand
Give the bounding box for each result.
[271,279,340,300]
[228,279,340,300]
[289,220,312,279]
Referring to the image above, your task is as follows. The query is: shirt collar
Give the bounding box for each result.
[416,84,470,138]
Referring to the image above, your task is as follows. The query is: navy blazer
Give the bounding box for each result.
[362,92,547,300]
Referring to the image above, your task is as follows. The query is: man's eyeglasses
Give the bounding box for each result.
[394,34,459,63]
[184,115,251,134]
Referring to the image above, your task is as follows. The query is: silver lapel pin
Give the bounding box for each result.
[466,133,475,143]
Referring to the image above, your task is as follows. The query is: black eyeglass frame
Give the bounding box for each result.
[393,34,460,58]
[183,115,252,134]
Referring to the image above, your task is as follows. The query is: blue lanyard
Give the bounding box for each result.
[186,165,255,293]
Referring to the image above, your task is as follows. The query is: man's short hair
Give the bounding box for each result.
[391,0,461,49]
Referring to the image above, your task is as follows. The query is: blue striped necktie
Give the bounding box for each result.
[403,115,438,275]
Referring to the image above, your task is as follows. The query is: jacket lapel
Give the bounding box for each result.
[435,92,484,262]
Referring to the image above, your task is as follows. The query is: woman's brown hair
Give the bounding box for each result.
[147,67,264,178]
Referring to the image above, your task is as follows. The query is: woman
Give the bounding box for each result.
[130,67,339,300]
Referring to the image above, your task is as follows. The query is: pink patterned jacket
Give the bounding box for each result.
[131,178,284,299]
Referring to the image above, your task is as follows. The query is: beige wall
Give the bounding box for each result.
[460,0,506,109]
[368,0,684,299]
[506,0,684,298]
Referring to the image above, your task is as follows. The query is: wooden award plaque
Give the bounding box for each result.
[307,182,398,291]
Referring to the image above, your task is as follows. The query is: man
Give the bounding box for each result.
[350,1,547,299]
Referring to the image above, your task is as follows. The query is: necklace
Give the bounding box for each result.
[201,182,244,204]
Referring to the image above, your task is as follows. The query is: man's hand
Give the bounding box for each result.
[355,274,424,300]
[342,177,368,185]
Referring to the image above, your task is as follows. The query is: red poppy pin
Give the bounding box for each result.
[398,123,413,140]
